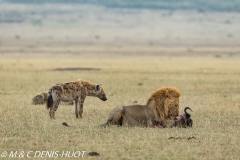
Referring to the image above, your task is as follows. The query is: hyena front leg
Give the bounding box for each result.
[75,96,80,118]
[78,95,86,119]
[49,98,60,119]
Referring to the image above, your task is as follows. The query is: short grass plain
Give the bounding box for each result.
[1,2,240,159]
[0,53,240,159]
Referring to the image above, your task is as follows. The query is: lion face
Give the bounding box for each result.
[165,98,179,120]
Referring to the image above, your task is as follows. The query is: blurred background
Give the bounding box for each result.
[0,0,240,55]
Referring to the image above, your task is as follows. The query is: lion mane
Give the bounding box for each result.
[101,86,181,127]
[147,87,181,122]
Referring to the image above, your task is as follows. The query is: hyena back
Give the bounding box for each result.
[46,79,107,119]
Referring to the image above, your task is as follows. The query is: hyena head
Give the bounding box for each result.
[94,84,107,101]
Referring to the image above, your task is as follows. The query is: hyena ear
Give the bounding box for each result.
[95,84,101,91]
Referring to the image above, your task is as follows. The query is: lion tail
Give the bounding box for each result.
[46,89,53,110]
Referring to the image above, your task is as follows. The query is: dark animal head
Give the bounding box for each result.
[95,84,107,101]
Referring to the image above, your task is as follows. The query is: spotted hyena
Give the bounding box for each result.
[46,79,107,119]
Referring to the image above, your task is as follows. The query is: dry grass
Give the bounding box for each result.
[0,53,240,159]
[1,3,240,159]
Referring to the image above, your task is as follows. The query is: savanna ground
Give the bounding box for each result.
[1,3,240,160]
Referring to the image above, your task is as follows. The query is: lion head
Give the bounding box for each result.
[164,98,180,120]
[146,86,181,122]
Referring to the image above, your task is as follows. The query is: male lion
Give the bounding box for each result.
[101,86,181,128]
[47,79,107,119]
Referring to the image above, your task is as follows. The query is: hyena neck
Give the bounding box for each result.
[87,89,97,97]
[81,80,96,97]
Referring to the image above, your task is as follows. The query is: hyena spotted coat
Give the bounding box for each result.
[46,79,107,119]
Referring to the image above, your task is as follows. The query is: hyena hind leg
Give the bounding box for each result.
[77,96,85,119]
[49,100,60,119]
[49,110,55,119]
[75,99,81,118]
[78,104,84,119]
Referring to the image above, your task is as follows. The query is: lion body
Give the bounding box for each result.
[101,86,181,128]
[47,79,107,119]
[101,105,155,127]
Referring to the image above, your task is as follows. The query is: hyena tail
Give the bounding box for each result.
[46,89,53,110]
